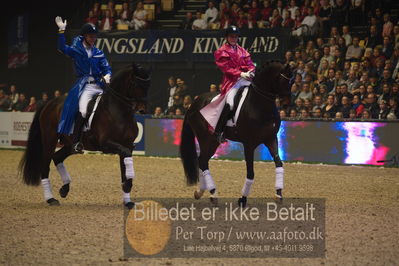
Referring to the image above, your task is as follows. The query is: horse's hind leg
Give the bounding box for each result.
[238,144,256,208]
[197,140,219,205]
[265,137,284,202]
[53,146,73,198]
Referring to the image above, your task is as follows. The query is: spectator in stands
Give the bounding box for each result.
[348,109,357,119]
[289,108,298,118]
[352,94,364,117]
[12,93,28,112]
[313,107,322,118]
[381,36,394,59]
[8,84,19,110]
[0,90,11,111]
[329,26,340,43]
[282,10,294,29]
[209,83,218,93]
[275,0,287,19]
[335,111,343,119]
[247,13,258,29]
[236,11,248,29]
[349,0,364,26]
[260,0,273,27]
[24,96,37,112]
[279,109,287,118]
[338,96,351,118]
[181,12,194,29]
[365,25,382,49]
[345,71,360,93]
[131,1,148,30]
[322,94,338,118]
[364,93,379,118]
[269,9,282,28]
[153,106,163,117]
[230,3,241,23]
[120,2,131,22]
[377,100,389,119]
[36,92,49,109]
[90,2,102,18]
[100,9,114,31]
[331,0,348,28]
[166,76,177,112]
[318,0,332,37]
[192,11,207,30]
[106,1,116,19]
[345,36,363,62]
[387,97,399,118]
[182,95,192,113]
[218,2,229,21]
[116,3,131,29]
[341,25,352,47]
[175,108,183,116]
[312,95,325,111]
[86,10,98,26]
[361,109,371,119]
[292,7,317,37]
[287,0,298,20]
[219,12,232,29]
[300,108,310,118]
[382,13,394,38]
[297,82,313,100]
[248,1,260,21]
[378,83,391,103]
[53,90,61,99]
[393,25,399,47]
[204,1,218,25]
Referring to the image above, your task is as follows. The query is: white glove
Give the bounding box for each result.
[240,71,253,80]
[104,74,111,84]
[55,16,67,31]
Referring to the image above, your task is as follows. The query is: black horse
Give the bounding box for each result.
[180,61,292,207]
[19,63,149,209]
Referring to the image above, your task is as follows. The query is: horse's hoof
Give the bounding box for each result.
[210,197,218,206]
[125,202,135,209]
[194,190,204,200]
[238,196,247,208]
[47,198,60,206]
[59,184,70,198]
[274,189,283,203]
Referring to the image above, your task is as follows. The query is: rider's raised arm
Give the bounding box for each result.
[57,32,76,57]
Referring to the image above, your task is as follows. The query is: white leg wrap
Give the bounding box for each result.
[56,163,71,185]
[203,170,216,191]
[41,178,54,201]
[275,167,284,190]
[123,192,131,204]
[198,169,207,191]
[242,178,254,197]
[124,157,135,180]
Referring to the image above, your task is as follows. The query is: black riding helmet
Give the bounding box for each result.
[225,25,240,36]
[80,23,98,35]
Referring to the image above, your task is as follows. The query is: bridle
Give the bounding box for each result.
[103,74,149,108]
[251,71,293,101]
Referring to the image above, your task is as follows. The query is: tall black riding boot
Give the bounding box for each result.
[214,104,232,144]
[71,113,85,154]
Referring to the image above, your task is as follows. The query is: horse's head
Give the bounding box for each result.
[252,61,293,106]
[110,63,150,113]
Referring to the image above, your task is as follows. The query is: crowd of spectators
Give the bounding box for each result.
[0,84,61,113]
[85,1,152,31]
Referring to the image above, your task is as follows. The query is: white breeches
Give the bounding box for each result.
[79,83,102,118]
[226,78,251,110]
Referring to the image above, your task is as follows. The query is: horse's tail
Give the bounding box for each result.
[19,105,45,186]
[179,118,199,185]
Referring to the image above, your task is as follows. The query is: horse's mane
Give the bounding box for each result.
[111,66,132,90]
[255,60,284,76]
[253,60,284,88]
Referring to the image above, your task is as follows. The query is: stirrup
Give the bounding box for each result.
[71,142,84,154]
[216,132,227,144]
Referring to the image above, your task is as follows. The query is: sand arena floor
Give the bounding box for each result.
[0,149,398,265]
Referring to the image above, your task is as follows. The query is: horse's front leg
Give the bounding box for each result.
[103,141,135,209]
[238,144,255,208]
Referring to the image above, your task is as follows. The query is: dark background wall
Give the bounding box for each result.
[0,0,92,97]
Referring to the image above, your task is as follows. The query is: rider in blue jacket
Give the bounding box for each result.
[55,16,112,153]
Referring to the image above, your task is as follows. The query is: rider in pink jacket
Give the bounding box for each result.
[201,25,255,143]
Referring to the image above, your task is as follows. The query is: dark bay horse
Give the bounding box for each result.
[19,63,149,209]
[180,61,292,207]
